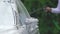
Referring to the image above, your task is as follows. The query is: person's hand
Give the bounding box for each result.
[45,7,51,12]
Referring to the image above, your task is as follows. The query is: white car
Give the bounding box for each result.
[0,0,39,34]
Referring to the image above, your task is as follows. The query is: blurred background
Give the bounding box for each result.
[21,0,60,34]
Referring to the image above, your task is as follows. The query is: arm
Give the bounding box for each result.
[51,8,60,13]
[51,0,60,13]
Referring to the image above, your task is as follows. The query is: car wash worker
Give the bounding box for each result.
[46,0,60,13]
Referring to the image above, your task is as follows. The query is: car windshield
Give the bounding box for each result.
[16,0,31,25]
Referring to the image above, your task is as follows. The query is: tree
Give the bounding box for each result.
[21,0,60,34]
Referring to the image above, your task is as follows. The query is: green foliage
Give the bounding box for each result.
[21,0,60,34]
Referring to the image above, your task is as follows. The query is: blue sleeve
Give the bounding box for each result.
[51,0,60,13]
